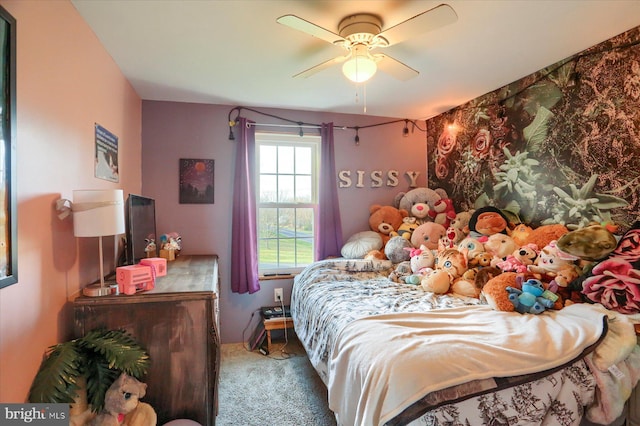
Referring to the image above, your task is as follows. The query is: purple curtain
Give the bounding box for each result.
[315,123,343,260]
[231,117,260,294]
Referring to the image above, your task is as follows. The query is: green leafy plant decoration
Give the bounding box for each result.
[523,106,553,152]
[543,174,629,229]
[28,329,149,412]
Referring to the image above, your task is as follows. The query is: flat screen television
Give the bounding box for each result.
[125,194,157,265]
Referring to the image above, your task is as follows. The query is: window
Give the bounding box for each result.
[256,132,320,275]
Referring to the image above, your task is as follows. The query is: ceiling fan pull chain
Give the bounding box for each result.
[364,83,367,113]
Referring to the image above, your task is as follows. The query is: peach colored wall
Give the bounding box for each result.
[0,1,141,402]
[141,101,428,343]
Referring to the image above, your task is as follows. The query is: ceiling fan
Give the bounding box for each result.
[276,3,458,83]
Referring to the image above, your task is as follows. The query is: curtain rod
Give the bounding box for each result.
[247,122,347,130]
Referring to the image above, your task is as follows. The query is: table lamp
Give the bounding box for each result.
[73,189,125,297]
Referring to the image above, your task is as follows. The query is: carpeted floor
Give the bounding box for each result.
[216,336,337,426]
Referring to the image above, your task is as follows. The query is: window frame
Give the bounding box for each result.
[255,131,320,275]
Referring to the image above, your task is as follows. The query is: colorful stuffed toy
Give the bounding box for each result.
[428,198,456,228]
[556,224,618,261]
[468,206,511,238]
[527,240,581,284]
[388,260,413,283]
[496,243,539,273]
[483,233,519,264]
[90,373,156,426]
[384,235,413,263]
[506,278,559,314]
[449,210,474,238]
[445,225,465,247]
[482,272,519,312]
[410,245,436,274]
[403,245,436,285]
[394,187,448,225]
[457,236,486,266]
[411,222,446,251]
[511,223,533,246]
[524,224,569,251]
[421,248,479,297]
[548,266,582,306]
[368,204,408,247]
[389,216,418,241]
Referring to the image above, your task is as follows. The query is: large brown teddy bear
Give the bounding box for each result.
[368,204,408,247]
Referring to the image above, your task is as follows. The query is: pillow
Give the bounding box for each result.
[579,221,640,314]
[341,231,383,259]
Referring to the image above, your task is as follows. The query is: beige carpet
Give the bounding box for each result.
[216,336,337,426]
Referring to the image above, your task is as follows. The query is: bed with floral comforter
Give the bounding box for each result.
[291,258,640,426]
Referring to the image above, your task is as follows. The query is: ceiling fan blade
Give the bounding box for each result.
[293,55,350,79]
[375,54,419,81]
[377,4,458,47]
[277,15,345,45]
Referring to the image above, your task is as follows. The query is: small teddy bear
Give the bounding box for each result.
[369,204,409,247]
[496,243,539,273]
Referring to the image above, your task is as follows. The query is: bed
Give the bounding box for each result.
[291,258,640,426]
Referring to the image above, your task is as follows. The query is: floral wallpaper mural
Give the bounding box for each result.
[427,25,640,232]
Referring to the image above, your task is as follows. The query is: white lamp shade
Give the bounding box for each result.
[73,189,125,237]
[342,45,377,83]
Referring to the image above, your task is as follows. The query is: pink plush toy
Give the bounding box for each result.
[496,243,539,273]
[411,222,446,251]
[409,245,436,274]
[428,198,457,228]
[528,240,580,284]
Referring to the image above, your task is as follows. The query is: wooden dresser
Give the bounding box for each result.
[73,254,220,426]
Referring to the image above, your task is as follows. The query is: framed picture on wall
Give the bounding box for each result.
[0,4,17,289]
[179,159,215,204]
[94,123,119,182]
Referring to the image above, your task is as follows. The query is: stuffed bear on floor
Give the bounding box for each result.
[88,373,156,426]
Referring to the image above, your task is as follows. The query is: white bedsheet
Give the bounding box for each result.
[327,303,609,426]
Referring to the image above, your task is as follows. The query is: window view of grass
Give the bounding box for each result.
[256,134,319,273]
[259,235,313,269]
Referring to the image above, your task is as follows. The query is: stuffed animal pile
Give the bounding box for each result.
[342,186,628,315]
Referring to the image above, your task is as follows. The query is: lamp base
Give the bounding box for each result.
[83,282,119,297]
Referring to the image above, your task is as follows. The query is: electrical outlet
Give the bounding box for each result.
[274,288,283,303]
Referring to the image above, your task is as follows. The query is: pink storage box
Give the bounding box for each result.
[140,257,167,277]
[116,264,154,295]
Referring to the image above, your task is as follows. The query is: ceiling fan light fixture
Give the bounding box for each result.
[342,45,377,83]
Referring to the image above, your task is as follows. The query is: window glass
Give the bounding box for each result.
[256,132,320,274]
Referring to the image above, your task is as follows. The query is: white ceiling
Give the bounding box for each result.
[70,0,640,120]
